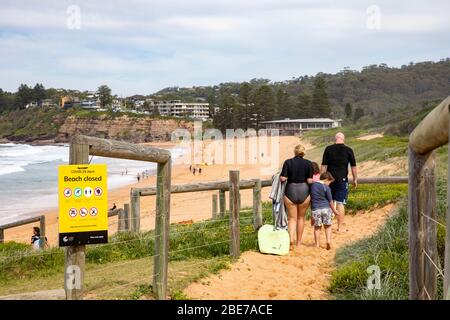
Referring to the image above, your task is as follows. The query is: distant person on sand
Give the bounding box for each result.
[189,165,192,172]
[31,227,47,250]
[321,132,357,232]
[137,173,141,182]
[193,168,196,175]
[199,168,202,175]
[310,172,340,250]
[280,144,313,251]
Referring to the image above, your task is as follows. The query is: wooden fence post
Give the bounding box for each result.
[253,179,263,230]
[153,158,171,300]
[212,194,218,219]
[219,190,226,218]
[445,121,450,300]
[229,170,240,259]
[123,203,130,231]
[65,141,88,300]
[118,208,129,233]
[39,215,46,249]
[130,189,140,232]
[409,147,437,299]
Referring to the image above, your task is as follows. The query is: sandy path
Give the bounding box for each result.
[184,204,396,300]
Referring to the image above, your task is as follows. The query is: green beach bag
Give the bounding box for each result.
[257,224,290,256]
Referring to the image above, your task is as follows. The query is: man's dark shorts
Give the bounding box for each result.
[330,180,349,205]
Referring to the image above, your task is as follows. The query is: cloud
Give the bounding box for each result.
[0,0,449,95]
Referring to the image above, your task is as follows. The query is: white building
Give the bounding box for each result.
[261,118,342,135]
[148,100,211,120]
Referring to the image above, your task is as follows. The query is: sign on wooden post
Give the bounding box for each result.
[58,164,108,246]
[64,141,89,300]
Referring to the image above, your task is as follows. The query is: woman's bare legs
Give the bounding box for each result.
[295,195,310,247]
[284,196,297,250]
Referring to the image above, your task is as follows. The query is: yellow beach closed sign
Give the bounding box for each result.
[58,164,108,246]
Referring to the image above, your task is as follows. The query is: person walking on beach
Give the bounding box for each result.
[199,168,202,175]
[137,173,141,182]
[310,172,340,250]
[280,144,313,251]
[321,132,357,232]
[193,168,196,175]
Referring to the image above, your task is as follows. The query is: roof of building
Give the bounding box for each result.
[261,118,341,124]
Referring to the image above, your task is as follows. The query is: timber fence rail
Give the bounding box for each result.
[408,96,450,300]
[0,215,46,249]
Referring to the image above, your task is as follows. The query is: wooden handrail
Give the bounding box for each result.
[409,96,450,154]
[71,135,171,164]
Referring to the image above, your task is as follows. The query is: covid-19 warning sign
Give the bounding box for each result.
[58,164,108,246]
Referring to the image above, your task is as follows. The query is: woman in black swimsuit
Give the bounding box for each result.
[280,144,313,250]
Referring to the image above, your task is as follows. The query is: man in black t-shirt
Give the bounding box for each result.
[321,132,358,231]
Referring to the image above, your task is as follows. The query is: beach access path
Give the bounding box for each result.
[184,203,396,299]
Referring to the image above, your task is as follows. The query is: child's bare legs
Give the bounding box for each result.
[314,226,322,247]
[324,225,332,250]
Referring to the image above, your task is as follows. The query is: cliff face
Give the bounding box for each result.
[55,115,194,143]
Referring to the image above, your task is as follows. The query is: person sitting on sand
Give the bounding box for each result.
[310,172,340,250]
[31,227,47,250]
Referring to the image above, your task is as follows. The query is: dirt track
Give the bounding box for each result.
[184,204,396,300]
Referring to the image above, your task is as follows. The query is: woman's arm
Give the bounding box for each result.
[330,201,339,215]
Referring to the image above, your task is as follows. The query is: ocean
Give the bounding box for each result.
[0,143,186,225]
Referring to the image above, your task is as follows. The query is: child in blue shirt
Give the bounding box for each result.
[310,172,340,250]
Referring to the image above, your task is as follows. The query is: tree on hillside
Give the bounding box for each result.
[33,83,47,106]
[238,82,253,129]
[16,84,33,109]
[275,89,291,119]
[213,88,237,132]
[252,85,275,129]
[353,107,364,123]
[345,103,352,118]
[295,92,313,118]
[311,77,331,118]
[97,85,112,108]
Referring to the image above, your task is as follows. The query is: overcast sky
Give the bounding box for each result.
[1,0,449,96]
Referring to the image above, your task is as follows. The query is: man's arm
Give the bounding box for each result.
[351,166,358,188]
[321,146,328,174]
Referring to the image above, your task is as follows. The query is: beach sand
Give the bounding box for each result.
[3,135,307,245]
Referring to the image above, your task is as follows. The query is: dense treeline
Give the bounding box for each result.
[152,58,450,130]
